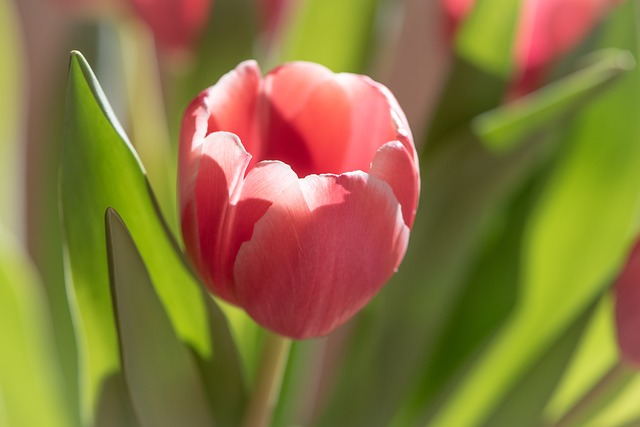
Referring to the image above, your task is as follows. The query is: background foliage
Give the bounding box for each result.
[2,0,640,426]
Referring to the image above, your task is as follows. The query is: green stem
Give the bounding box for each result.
[243,332,292,427]
[552,360,633,427]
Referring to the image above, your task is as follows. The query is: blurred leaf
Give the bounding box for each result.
[0,226,76,427]
[456,0,520,77]
[279,0,379,73]
[424,58,507,155]
[585,374,640,427]
[105,208,214,427]
[480,299,596,427]
[428,4,640,426]
[544,295,620,422]
[61,51,245,426]
[475,48,635,151]
[0,0,23,232]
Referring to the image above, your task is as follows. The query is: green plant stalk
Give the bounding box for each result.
[243,332,292,427]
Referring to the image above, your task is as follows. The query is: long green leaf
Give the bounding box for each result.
[61,51,245,426]
[544,295,620,423]
[474,48,635,151]
[428,4,640,426]
[480,299,597,427]
[105,208,214,427]
[0,227,76,427]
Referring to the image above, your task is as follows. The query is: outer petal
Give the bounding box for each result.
[615,240,640,367]
[203,60,263,161]
[179,61,261,220]
[233,172,409,339]
[335,73,419,172]
[129,0,212,52]
[192,132,251,303]
[370,141,420,228]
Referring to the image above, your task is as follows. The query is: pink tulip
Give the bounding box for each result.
[615,240,640,366]
[178,61,420,339]
[128,0,212,52]
[444,0,623,94]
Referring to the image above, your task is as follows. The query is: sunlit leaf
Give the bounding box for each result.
[61,51,245,426]
[0,227,76,427]
[481,300,596,427]
[474,48,635,151]
[428,5,640,426]
[544,295,620,422]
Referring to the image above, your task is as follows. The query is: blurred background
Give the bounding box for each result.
[2,0,640,426]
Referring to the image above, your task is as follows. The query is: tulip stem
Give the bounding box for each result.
[242,332,291,427]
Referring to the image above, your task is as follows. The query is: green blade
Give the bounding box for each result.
[105,208,214,427]
[428,4,640,426]
[61,50,245,426]
[0,227,76,427]
[474,48,635,152]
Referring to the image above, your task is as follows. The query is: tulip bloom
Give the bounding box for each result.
[615,240,640,366]
[178,61,420,339]
[128,0,211,52]
[444,0,624,94]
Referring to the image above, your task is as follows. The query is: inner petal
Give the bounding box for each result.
[259,73,352,177]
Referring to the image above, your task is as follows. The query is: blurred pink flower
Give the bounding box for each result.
[178,60,420,339]
[444,0,623,94]
[615,240,640,366]
[128,0,212,52]
[258,0,291,41]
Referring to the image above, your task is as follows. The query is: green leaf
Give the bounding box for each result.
[428,4,640,426]
[544,295,620,423]
[0,0,23,231]
[585,375,640,427]
[541,295,639,427]
[456,0,520,77]
[105,208,214,427]
[0,227,76,427]
[61,51,245,426]
[279,0,379,73]
[480,300,596,427]
[474,48,635,152]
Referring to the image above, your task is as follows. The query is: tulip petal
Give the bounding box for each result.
[615,241,640,367]
[178,62,261,212]
[204,60,263,161]
[335,74,417,173]
[370,141,420,228]
[233,172,409,338]
[129,0,211,52]
[261,62,351,176]
[193,132,252,303]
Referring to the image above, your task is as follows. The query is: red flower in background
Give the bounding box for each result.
[444,0,624,95]
[178,61,420,339]
[615,240,640,366]
[128,0,211,52]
